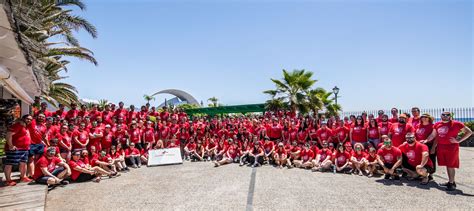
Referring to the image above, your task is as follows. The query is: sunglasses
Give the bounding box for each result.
[441,114,451,117]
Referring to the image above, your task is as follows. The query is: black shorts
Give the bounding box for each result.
[402,162,435,174]
[5,150,29,165]
[74,173,96,183]
[29,144,45,156]
[35,167,64,184]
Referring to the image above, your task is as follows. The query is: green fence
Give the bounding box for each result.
[185,103,265,116]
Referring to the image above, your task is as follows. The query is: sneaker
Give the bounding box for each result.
[368,173,373,178]
[137,165,141,168]
[21,177,33,183]
[446,182,456,191]
[239,162,244,167]
[60,180,69,186]
[5,180,17,186]
[132,165,138,169]
[384,174,391,180]
[440,182,456,188]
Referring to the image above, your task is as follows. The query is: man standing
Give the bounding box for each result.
[427,112,473,191]
[4,115,34,186]
[399,133,434,185]
[389,114,415,147]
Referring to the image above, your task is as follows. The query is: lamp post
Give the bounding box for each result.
[332,86,340,105]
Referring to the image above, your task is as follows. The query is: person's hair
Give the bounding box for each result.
[412,107,420,112]
[369,119,378,128]
[337,143,344,153]
[354,143,364,151]
[355,115,365,127]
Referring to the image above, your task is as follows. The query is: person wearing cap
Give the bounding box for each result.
[377,138,402,180]
[425,111,473,191]
[33,147,71,186]
[293,144,315,169]
[125,143,141,168]
[350,116,368,147]
[333,143,352,174]
[286,141,301,169]
[262,137,275,164]
[214,139,239,167]
[316,121,333,147]
[351,143,368,176]
[248,140,264,167]
[399,133,434,185]
[273,142,287,168]
[388,113,415,147]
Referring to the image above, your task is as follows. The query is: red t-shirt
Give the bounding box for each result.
[366,153,378,162]
[351,125,367,142]
[316,128,333,143]
[415,123,433,141]
[28,120,46,145]
[367,127,380,139]
[334,127,349,143]
[389,123,415,147]
[56,132,71,151]
[334,151,351,167]
[300,148,315,162]
[8,122,31,150]
[267,124,282,139]
[434,121,464,145]
[129,128,141,144]
[72,130,89,149]
[33,156,62,180]
[226,145,239,159]
[399,142,433,168]
[352,151,367,161]
[377,147,402,165]
[379,122,392,136]
[125,148,140,156]
[274,147,287,156]
[263,141,274,152]
[68,159,88,180]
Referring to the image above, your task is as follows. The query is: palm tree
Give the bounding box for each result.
[143,95,155,104]
[264,98,288,113]
[263,69,316,113]
[207,97,219,107]
[8,0,98,100]
[98,99,109,109]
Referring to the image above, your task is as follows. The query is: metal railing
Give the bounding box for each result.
[341,107,474,123]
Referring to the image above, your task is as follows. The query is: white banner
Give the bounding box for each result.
[147,148,183,167]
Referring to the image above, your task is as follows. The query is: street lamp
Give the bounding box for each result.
[332,86,340,105]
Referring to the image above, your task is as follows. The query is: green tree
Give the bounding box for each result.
[98,99,109,109]
[143,95,155,104]
[264,98,288,113]
[263,69,316,113]
[207,97,219,107]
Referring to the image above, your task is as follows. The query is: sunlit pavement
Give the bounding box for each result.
[46,148,474,210]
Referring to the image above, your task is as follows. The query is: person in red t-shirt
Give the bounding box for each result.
[294,144,315,169]
[33,147,70,185]
[389,114,415,147]
[214,139,239,167]
[69,150,118,183]
[110,145,129,172]
[389,108,399,123]
[4,115,34,186]
[72,123,89,151]
[312,141,332,171]
[378,114,392,137]
[184,138,197,160]
[273,142,287,168]
[333,143,352,173]
[425,112,472,191]
[248,141,264,167]
[205,136,218,161]
[191,140,205,161]
[377,138,402,180]
[350,116,368,146]
[316,121,333,146]
[367,119,381,148]
[399,133,434,185]
[286,141,301,169]
[351,143,368,176]
[365,146,379,177]
[262,137,275,163]
[125,143,141,168]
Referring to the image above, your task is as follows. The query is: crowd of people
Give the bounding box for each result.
[2,101,472,191]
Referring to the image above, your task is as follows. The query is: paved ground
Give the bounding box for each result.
[46,148,474,210]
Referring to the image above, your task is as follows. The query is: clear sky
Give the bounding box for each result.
[64,0,473,111]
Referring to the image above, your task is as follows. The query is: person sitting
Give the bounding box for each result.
[273,142,287,168]
[399,133,434,185]
[293,144,315,169]
[214,139,239,167]
[312,141,333,172]
[351,143,368,176]
[286,141,301,169]
[365,146,379,177]
[125,143,141,168]
[377,138,402,180]
[262,137,275,164]
[190,140,205,162]
[248,140,264,167]
[33,147,71,186]
[68,150,119,183]
[140,146,149,165]
[96,150,119,174]
[184,138,197,161]
[333,143,352,174]
[110,145,129,172]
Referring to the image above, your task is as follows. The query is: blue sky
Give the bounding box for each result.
[64,0,473,111]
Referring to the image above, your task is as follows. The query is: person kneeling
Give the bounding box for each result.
[248,141,264,168]
[33,147,71,186]
[273,142,287,168]
[125,143,141,168]
[377,138,402,180]
[399,133,434,185]
[69,151,118,183]
[334,143,352,173]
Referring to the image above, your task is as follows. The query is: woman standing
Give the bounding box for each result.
[350,116,368,147]
[416,113,435,172]
[367,119,381,148]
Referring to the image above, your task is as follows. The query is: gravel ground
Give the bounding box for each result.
[46,148,474,210]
